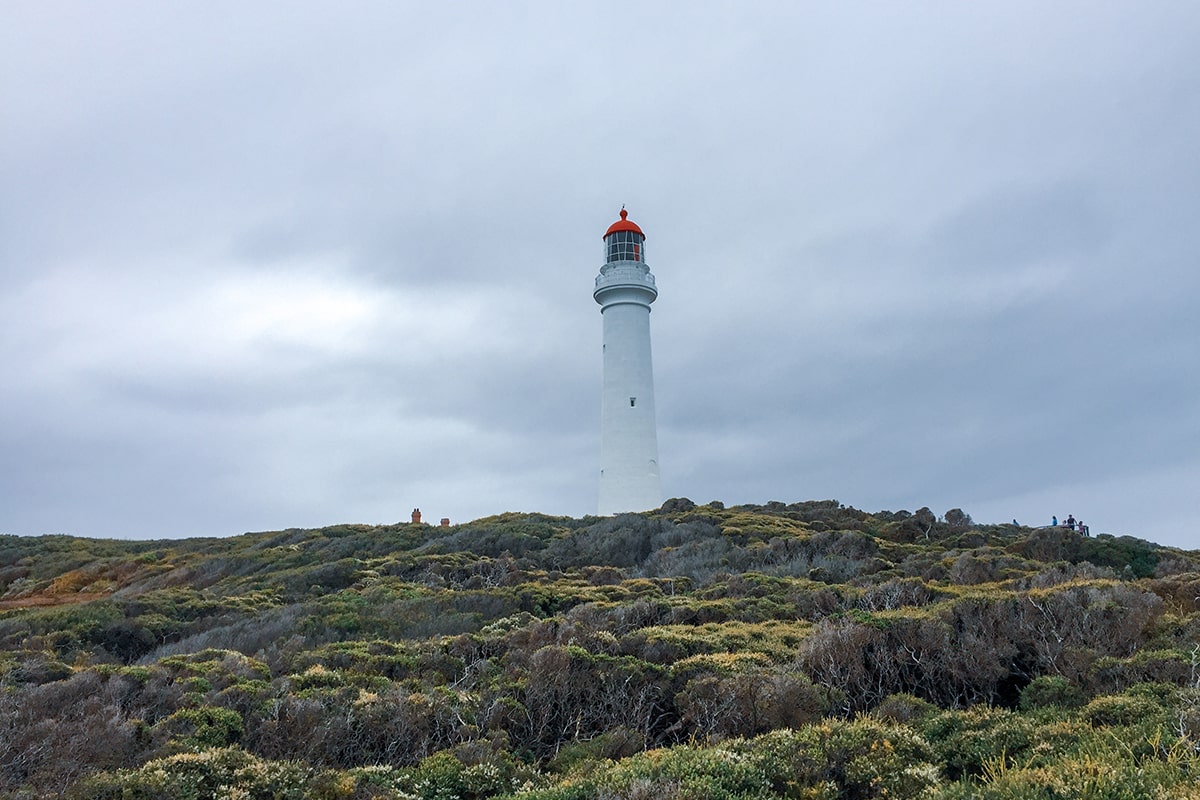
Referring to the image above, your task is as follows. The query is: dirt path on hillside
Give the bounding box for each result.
[0,592,111,610]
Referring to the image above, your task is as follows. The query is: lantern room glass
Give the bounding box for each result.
[605,230,646,264]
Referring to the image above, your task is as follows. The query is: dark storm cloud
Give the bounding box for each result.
[1,2,1197,546]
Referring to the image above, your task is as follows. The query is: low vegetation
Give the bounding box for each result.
[2,500,1198,798]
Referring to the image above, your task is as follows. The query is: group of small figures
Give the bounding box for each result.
[1052,515,1090,536]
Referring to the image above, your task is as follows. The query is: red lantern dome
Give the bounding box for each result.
[604,208,645,238]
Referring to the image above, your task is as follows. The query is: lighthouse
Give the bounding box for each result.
[595,208,662,515]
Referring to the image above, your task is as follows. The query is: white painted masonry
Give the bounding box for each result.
[595,210,662,515]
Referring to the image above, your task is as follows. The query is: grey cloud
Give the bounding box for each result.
[2,2,1198,548]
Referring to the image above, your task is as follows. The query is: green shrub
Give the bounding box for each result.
[923,707,1035,780]
[398,749,540,800]
[1080,693,1162,727]
[157,706,244,749]
[741,719,940,799]
[930,732,1200,800]
[69,747,315,800]
[874,692,938,723]
[1019,676,1086,711]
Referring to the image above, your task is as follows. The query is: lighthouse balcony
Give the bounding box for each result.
[595,263,657,293]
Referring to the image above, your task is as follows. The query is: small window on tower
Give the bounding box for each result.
[630,397,637,407]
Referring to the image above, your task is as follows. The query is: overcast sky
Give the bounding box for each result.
[2,2,1197,549]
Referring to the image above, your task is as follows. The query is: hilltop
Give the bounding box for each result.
[2,500,1199,799]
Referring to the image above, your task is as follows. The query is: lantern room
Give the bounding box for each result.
[603,209,646,264]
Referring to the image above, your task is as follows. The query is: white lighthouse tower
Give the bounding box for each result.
[595,208,662,515]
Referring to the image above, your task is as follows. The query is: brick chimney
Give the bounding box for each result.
[411,508,422,524]
[440,518,450,527]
